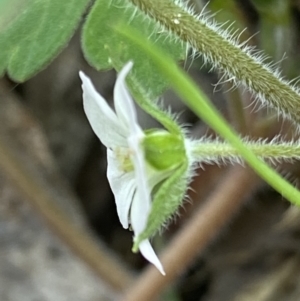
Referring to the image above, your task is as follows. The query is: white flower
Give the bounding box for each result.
[79,62,165,275]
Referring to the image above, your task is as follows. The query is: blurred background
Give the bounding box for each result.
[1,0,300,300]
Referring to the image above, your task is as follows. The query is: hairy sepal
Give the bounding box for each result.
[133,160,189,251]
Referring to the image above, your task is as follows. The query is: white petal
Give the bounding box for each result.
[129,134,151,235]
[107,149,135,229]
[114,61,143,136]
[139,240,165,275]
[79,71,128,147]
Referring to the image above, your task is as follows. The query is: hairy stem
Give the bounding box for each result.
[192,139,300,163]
[128,0,300,126]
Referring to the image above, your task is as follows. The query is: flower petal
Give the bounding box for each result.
[139,240,165,275]
[116,59,150,234]
[130,185,150,236]
[79,71,127,147]
[114,61,143,136]
[107,149,135,229]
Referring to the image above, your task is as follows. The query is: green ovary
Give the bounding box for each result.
[143,130,186,171]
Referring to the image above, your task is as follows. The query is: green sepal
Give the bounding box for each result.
[133,160,189,252]
[143,130,186,170]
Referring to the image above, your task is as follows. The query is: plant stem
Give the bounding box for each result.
[191,139,300,163]
[129,0,300,126]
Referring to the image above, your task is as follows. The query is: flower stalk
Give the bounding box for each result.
[128,0,300,127]
[191,139,300,164]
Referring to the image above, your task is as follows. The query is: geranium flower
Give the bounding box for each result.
[79,62,165,275]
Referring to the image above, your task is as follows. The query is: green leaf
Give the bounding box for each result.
[117,24,300,207]
[0,0,89,82]
[82,0,185,98]
[0,0,27,31]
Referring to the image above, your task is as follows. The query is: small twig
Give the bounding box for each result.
[0,137,134,292]
[122,166,260,301]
